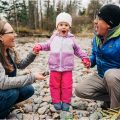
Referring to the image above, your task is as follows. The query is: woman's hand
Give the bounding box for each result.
[34,72,46,80]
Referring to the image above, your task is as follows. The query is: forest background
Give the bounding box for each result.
[0,0,120,37]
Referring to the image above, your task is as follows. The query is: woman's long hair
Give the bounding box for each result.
[0,39,19,73]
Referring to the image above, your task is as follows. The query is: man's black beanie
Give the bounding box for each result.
[98,4,120,28]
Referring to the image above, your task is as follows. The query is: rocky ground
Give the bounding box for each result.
[7,37,104,120]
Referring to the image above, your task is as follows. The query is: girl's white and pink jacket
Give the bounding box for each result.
[38,32,88,71]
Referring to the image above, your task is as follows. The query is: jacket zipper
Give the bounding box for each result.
[60,37,63,71]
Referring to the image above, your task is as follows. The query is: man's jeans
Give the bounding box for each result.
[0,85,34,119]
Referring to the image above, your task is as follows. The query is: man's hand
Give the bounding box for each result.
[33,44,41,53]
[82,58,91,69]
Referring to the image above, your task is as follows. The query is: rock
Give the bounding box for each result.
[39,115,46,119]
[79,117,89,120]
[60,111,73,120]
[7,112,18,120]
[53,113,60,119]
[49,104,57,112]
[34,98,42,104]
[16,113,23,120]
[89,111,103,120]
[96,101,104,108]
[78,110,89,118]
[24,104,33,113]
[72,101,88,110]
[23,114,34,120]
[88,102,97,107]
[33,104,39,112]
[39,102,48,107]
[37,105,49,115]
[42,96,51,102]
[33,114,40,120]
[34,91,40,95]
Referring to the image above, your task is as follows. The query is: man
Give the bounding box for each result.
[75,4,120,109]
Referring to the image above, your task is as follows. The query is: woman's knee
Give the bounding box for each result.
[19,85,34,99]
[25,85,34,97]
[27,85,34,96]
[9,89,19,99]
[3,89,19,102]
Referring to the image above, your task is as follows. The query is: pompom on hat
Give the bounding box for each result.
[56,12,72,27]
[97,4,120,28]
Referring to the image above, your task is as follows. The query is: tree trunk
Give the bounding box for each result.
[13,0,19,33]
[28,0,37,29]
[39,0,43,29]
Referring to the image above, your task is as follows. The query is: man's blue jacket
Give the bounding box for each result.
[90,25,120,78]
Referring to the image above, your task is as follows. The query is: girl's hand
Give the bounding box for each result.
[33,44,41,54]
[82,58,91,69]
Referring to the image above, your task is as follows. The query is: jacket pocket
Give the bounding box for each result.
[48,53,60,69]
[62,53,74,68]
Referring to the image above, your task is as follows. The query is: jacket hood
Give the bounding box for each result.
[107,24,120,39]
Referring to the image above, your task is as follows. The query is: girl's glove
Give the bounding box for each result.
[33,44,41,53]
[82,58,91,69]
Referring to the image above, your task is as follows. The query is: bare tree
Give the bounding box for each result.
[28,0,38,29]
[87,0,102,20]
[13,0,19,32]
[44,0,50,30]
[53,0,55,10]
[106,0,112,3]
[39,0,43,29]
[52,0,56,24]
[56,0,63,14]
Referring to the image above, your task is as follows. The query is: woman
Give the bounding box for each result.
[75,4,120,109]
[0,20,45,118]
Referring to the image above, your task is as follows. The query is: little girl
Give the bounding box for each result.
[33,12,90,111]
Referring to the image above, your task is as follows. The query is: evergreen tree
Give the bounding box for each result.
[17,0,28,26]
[87,0,102,20]
[28,0,38,29]
[43,0,56,31]
[56,0,63,15]
[0,1,9,18]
